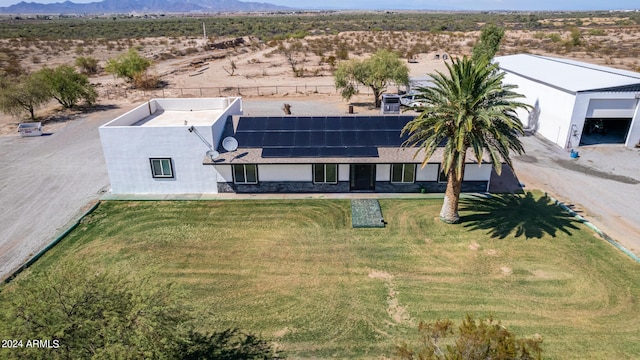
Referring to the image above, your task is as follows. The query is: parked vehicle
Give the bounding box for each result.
[400,92,428,108]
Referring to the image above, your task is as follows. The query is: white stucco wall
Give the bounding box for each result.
[215,164,233,182]
[415,163,439,181]
[376,164,391,181]
[258,164,312,182]
[100,125,219,194]
[100,98,243,194]
[463,163,493,181]
[338,164,349,181]
[502,72,577,148]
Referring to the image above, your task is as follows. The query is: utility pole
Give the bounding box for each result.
[203,22,206,40]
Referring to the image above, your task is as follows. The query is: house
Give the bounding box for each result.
[99,97,495,195]
[495,54,640,149]
[99,97,243,194]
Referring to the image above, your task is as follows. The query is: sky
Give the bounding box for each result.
[0,0,638,11]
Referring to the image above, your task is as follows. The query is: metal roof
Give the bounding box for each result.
[494,54,640,94]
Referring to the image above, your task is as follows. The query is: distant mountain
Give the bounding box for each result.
[0,0,292,14]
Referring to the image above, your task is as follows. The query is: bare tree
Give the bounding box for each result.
[222,57,237,76]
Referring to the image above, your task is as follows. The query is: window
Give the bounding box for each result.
[439,167,448,182]
[233,164,258,184]
[150,158,173,178]
[313,164,338,184]
[438,165,462,182]
[391,164,416,183]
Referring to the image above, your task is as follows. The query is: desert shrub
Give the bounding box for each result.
[75,56,99,75]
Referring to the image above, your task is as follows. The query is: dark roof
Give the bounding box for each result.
[581,84,640,93]
[232,116,414,158]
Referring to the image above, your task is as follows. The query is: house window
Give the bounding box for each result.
[438,165,462,182]
[233,164,258,184]
[391,163,416,183]
[150,158,173,178]
[439,166,448,182]
[313,164,338,184]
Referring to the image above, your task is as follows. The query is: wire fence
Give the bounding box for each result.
[100,84,377,100]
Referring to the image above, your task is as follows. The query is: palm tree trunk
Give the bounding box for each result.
[440,171,462,224]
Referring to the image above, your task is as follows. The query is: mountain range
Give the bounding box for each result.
[0,0,292,14]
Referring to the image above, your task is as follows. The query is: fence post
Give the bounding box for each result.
[180,88,183,96]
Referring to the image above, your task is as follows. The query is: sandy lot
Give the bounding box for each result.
[1,30,639,280]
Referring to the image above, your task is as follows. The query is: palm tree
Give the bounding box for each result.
[402,56,530,223]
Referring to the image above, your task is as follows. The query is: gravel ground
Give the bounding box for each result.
[1,96,638,281]
[512,134,640,255]
[0,103,136,281]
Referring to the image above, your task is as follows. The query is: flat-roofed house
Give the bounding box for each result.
[99,97,495,195]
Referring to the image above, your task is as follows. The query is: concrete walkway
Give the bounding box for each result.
[101,192,449,201]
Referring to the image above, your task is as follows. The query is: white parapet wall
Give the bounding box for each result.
[99,98,242,194]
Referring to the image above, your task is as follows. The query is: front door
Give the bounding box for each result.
[350,164,375,191]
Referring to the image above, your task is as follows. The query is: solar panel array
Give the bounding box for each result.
[234,116,414,158]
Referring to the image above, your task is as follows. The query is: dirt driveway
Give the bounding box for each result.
[1,96,638,281]
[0,103,136,281]
[512,135,640,256]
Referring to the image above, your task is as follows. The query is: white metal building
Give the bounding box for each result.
[495,54,640,149]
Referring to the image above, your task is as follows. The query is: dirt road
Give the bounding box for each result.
[0,104,136,281]
[512,135,640,255]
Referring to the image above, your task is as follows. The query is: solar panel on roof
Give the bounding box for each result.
[309,131,326,147]
[350,147,379,157]
[265,117,284,130]
[339,117,357,130]
[233,116,414,158]
[310,117,326,131]
[263,132,279,147]
[262,148,292,158]
[325,117,341,130]
[236,132,264,147]
[277,131,295,147]
[341,131,357,144]
[294,131,310,146]
[326,133,343,147]
[280,118,297,130]
[357,131,373,146]
[296,117,313,130]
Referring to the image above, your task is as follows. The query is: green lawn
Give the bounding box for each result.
[26,194,640,359]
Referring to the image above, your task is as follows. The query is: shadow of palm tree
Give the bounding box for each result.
[459,192,581,239]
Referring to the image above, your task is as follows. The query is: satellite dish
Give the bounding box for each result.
[206,149,219,160]
[222,137,238,152]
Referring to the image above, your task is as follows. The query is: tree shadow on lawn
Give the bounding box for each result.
[459,192,582,239]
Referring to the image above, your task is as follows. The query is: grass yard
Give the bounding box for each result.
[26,194,640,359]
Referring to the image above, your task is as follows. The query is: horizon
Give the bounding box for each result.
[0,0,639,11]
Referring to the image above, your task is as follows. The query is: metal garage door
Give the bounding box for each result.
[586,99,636,118]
